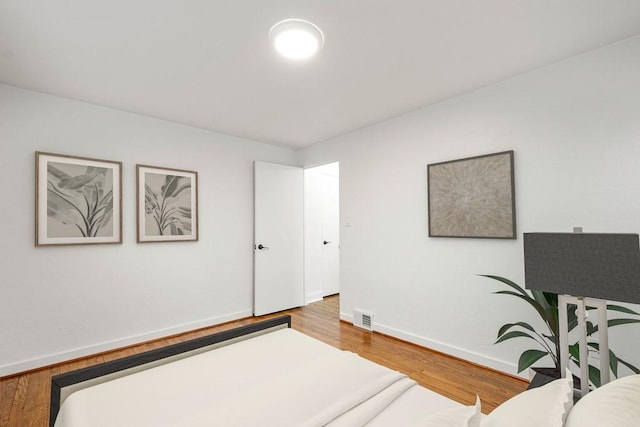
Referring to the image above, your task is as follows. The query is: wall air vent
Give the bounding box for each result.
[353,309,374,331]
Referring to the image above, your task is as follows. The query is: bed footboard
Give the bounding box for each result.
[50,315,291,427]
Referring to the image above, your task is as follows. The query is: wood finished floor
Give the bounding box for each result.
[0,295,528,426]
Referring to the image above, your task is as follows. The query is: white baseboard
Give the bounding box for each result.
[339,311,525,379]
[0,309,252,378]
[305,291,325,304]
[3,309,524,380]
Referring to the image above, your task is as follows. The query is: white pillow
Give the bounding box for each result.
[414,396,482,427]
[564,374,640,427]
[481,370,573,427]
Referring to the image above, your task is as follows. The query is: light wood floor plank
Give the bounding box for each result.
[6,376,28,427]
[0,378,17,426]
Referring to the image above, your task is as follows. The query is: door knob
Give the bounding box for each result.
[323,240,331,245]
[257,244,269,250]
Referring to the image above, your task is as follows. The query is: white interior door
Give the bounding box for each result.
[320,173,340,296]
[254,161,304,316]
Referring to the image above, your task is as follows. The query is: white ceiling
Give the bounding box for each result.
[1,1,639,149]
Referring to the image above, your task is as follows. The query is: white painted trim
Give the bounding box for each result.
[305,291,325,304]
[0,310,252,378]
[340,312,525,379]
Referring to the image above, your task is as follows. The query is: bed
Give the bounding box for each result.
[50,315,640,427]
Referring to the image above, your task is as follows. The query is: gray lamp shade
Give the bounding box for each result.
[523,233,640,304]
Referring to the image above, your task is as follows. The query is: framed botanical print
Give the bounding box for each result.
[35,152,122,246]
[137,164,198,243]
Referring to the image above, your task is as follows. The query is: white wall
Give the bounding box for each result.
[0,85,297,376]
[300,36,640,376]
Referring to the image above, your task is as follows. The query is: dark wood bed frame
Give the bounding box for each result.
[49,315,291,427]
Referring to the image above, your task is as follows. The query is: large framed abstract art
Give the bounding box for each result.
[427,150,516,239]
[35,152,122,246]
[137,164,198,243]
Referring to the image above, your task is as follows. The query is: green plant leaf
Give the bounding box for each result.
[543,292,558,307]
[480,275,551,329]
[518,349,549,373]
[609,318,640,327]
[606,304,640,316]
[589,364,601,388]
[585,304,640,316]
[589,318,640,334]
[586,321,597,336]
[532,291,558,333]
[531,290,552,312]
[569,359,602,388]
[493,291,549,327]
[566,303,578,332]
[480,275,529,296]
[568,343,580,360]
[610,350,619,378]
[542,333,557,345]
[497,321,537,337]
[495,330,538,344]
[587,342,619,377]
[617,357,640,374]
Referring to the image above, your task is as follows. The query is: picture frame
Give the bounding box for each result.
[427,150,516,239]
[35,151,122,246]
[137,164,198,243]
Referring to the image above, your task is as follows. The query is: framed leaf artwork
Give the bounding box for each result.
[35,152,123,246]
[137,164,198,243]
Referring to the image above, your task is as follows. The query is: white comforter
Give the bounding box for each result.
[55,328,460,426]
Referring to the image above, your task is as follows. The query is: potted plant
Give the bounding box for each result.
[481,275,640,388]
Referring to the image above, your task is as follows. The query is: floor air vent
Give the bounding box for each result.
[353,309,374,331]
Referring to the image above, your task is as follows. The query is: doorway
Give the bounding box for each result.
[304,162,340,304]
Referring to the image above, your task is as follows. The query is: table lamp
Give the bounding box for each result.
[523,231,640,396]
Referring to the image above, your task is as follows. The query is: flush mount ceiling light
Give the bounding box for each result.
[269,19,324,60]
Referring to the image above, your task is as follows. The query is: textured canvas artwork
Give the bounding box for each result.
[428,151,515,239]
